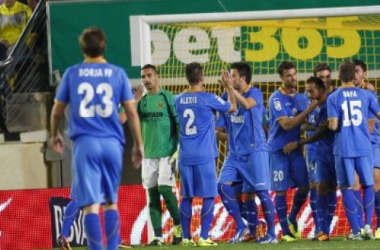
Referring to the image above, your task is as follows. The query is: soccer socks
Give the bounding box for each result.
[275,194,290,235]
[61,199,79,238]
[148,187,163,237]
[288,190,308,225]
[158,185,181,225]
[309,188,320,234]
[245,199,259,236]
[341,189,360,234]
[84,213,103,250]
[200,198,215,239]
[353,190,365,229]
[218,184,246,230]
[316,194,328,234]
[327,191,337,230]
[105,209,120,250]
[375,190,380,228]
[257,191,276,237]
[180,197,193,239]
[362,185,374,225]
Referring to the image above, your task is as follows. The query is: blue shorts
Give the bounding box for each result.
[306,152,317,184]
[315,152,336,184]
[72,136,123,208]
[270,149,309,191]
[179,161,217,198]
[218,151,270,193]
[334,155,374,187]
[372,143,380,168]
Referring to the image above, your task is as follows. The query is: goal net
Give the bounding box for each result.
[139,8,380,241]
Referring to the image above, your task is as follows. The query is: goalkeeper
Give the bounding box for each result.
[135,64,182,246]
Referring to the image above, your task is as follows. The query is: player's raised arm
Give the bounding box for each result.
[219,70,237,113]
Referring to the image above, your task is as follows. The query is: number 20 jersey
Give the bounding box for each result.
[327,86,379,158]
[55,63,134,145]
[175,91,231,165]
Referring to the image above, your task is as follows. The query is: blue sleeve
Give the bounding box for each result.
[327,94,338,119]
[55,69,71,103]
[367,91,379,119]
[269,95,288,120]
[206,94,231,113]
[119,69,134,102]
[215,112,226,129]
[250,89,263,106]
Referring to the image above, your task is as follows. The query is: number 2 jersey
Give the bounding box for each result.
[327,86,379,157]
[55,62,134,145]
[175,91,231,165]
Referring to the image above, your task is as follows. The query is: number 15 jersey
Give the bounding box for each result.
[327,86,379,158]
[55,63,134,145]
[175,91,231,165]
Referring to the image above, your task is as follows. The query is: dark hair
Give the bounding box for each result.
[79,27,106,57]
[353,59,367,72]
[306,76,325,89]
[278,61,296,76]
[186,62,203,85]
[313,62,331,76]
[231,61,252,84]
[339,61,356,82]
[141,64,158,73]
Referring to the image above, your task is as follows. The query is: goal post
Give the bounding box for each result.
[136,6,380,241]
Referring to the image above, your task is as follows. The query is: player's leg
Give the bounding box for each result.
[374,167,380,239]
[217,155,247,242]
[72,136,104,250]
[270,152,294,241]
[178,164,195,245]
[306,153,319,237]
[157,157,182,244]
[336,156,362,239]
[288,149,310,238]
[355,155,375,239]
[142,158,163,244]
[57,198,79,249]
[352,173,365,231]
[194,161,218,246]
[102,138,124,250]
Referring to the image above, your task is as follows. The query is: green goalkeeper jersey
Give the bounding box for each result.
[137,89,178,158]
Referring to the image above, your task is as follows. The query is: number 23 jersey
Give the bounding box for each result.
[175,91,231,165]
[55,63,134,145]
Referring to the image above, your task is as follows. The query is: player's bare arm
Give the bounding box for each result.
[301,122,317,132]
[123,100,144,168]
[50,100,67,154]
[328,117,338,131]
[215,127,228,141]
[278,99,318,131]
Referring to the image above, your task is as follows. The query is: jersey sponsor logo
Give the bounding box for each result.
[274,99,282,111]
[230,115,245,123]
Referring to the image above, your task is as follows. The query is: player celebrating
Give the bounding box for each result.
[283,77,336,241]
[353,59,379,239]
[134,64,182,246]
[217,62,277,244]
[327,61,380,240]
[268,61,318,241]
[175,62,236,246]
[51,27,144,250]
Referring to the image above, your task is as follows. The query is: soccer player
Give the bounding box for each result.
[353,59,379,239]
[175,62,236,246]
[217,62,277,244]
[283,76,336,241]
[327,61,380,240]
[50,27,144,250]
[134,64,182,245]
[268,61,318,242]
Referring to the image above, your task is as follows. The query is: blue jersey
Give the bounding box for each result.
[175,91,231,165]
[315,101,335,155]
[361,85,379,144]
[305,106,319,160]
[327,87,379,157]
[268,88,308,152]
[55,63,134,145]
[221,87,268,155]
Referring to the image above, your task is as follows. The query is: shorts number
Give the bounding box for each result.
[184,108,197,135]
[78,82,113,118]
[341,100,362,127]
[273,170,284,182]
